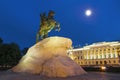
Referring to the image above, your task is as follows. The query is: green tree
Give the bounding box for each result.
[0,42,22,69]
[9,43,22,64]
[0,37,3,44]
[21,47,29,55]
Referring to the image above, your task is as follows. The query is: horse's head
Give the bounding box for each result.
[47,20,60,32]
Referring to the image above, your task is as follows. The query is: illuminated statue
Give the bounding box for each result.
[36,10,60,42]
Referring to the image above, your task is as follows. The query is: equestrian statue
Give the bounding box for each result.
[36,10,60,43]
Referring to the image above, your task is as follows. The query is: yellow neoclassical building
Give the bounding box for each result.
[67,41,120,68]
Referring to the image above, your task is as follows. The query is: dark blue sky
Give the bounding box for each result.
[0,0,120,49]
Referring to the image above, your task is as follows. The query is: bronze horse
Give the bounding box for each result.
[36,11,60,42]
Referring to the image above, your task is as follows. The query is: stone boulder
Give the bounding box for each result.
[12,36,86,77]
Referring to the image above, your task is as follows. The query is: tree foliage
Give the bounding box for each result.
[21,47,28,55]
[0,37,3,44]
[0,38,22,69]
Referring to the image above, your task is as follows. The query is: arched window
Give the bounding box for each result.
[104,61,107,65]
[109,54,111,58]
[109,60,111,63]
[96,55,98,59]
[113,60,116,63]
[113,54,116,58]
[78,56,79,60]
[81,62,83,64]
[96,61,98,65]
[100,55,102,59]
[89,61,91,64]
[81,56,83,59]
[100,61,102,64]
[104,55,106,58]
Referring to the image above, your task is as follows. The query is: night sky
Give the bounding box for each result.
[0,0,120,49]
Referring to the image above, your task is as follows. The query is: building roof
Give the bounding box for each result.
[68,41,120,52]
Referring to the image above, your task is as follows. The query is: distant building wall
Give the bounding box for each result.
[68,41,120,67]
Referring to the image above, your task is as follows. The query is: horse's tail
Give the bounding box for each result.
[36,32,40,43]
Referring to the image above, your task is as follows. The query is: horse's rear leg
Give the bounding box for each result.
[43,34,48,39]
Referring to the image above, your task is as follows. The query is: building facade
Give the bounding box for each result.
[67,41,120,67]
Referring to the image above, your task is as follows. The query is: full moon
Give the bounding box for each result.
[85,9,92,16]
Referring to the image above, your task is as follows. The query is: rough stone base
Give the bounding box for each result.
[12,36,86,77]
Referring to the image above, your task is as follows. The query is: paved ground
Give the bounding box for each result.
[0,71,120,80]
